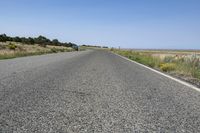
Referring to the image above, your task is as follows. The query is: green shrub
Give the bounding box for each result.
[51,48,58,53]
[59,49,65,52]
[8,43,17,50]
[160,63,176,72]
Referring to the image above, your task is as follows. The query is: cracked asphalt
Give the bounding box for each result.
[0,50,200,132]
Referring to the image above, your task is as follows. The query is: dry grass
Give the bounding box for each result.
[0,42,74,59]
[112,49,200,82]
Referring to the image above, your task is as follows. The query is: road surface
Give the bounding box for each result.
[0,50,200,132]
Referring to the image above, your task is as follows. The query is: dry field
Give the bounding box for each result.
[112,49,200,87]
[0,42,74,59]
[132,49,200,59]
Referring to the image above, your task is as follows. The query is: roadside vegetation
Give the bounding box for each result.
[0,34,78,59]
[81,45,108,49]
[80,45,109,52]
[112,49,200,86]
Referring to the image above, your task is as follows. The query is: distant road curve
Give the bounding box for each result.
[0,50,200,132]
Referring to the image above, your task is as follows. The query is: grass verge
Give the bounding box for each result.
[0,42,75,60]
[112,49,200,86]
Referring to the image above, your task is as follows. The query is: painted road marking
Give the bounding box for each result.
[113,52,200,93]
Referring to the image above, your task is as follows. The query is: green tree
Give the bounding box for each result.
[34,35,50,47]
[52,39,60,46]
[27,37,35,44]
[0,34,8,42]
[13,36,22,42]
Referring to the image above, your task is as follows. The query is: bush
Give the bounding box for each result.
[160,63,176,72]
[8,43,17,50]
[51,48,58,53]
[59,49,65,52]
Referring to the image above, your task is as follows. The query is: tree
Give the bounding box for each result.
[52,39,60,46]
[13,36,22,42]
[68,42,73,47]
[21,37,28,44]
[27,37,34,44]
[62,42,70,47]
[34,35,50,47]
[0,34,78,48]
[0,34,8,42]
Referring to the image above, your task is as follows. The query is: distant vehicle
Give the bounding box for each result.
[72,45,79,51]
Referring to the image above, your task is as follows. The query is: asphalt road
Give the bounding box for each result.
[0,50,200,132]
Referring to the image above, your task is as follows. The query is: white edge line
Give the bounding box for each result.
[112,52,200,93]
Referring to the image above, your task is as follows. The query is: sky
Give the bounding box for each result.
[0,0,200,49]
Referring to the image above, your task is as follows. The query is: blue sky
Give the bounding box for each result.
[0,0,200,49]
